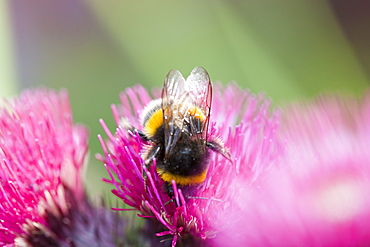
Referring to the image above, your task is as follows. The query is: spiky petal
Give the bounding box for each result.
[0,89,125,246]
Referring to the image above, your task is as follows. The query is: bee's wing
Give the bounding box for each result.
[185,66,212,140]
[162,69,185,158]
[162,67,212,159]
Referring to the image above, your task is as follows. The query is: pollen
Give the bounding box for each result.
[188,106,206,121]
[144,109,163,137]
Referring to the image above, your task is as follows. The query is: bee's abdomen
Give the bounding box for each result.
[157,139,209,185]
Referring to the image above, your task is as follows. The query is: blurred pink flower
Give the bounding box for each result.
[98,82,281,246]
[0,89,124,247]
[213,94,370,246]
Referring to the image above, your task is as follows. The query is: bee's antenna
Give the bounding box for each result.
[120,117,148,141]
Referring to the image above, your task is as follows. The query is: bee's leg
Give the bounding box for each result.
[120,117,148,141]
[142,146,161,188]
[155,182,176,206]
[206,137,232,161]
[163,182,175,198]
[133,129,148,141]
[143,146,161,167]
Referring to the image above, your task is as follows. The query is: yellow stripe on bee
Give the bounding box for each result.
[144,108,163,137]
[157,168,207,185]
[144,105,205,137]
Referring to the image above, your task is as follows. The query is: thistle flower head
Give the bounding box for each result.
[0,89,125,246]
[213,94,370,246]
[98,79,281,245]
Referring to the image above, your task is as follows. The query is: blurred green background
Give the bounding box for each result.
[1,0,369,198]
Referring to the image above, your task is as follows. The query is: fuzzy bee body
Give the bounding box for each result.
[124,67,231,190]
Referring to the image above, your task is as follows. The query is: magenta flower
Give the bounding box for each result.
[98,66,370,246]
[0,89,125,246]
[213,95,370,246]
[98,69,281,246]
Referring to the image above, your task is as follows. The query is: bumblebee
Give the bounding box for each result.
[124,67,231,193]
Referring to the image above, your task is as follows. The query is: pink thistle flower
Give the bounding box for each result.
[213,94,370,246]
[98,69,281,246]
[0,89,125,246]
